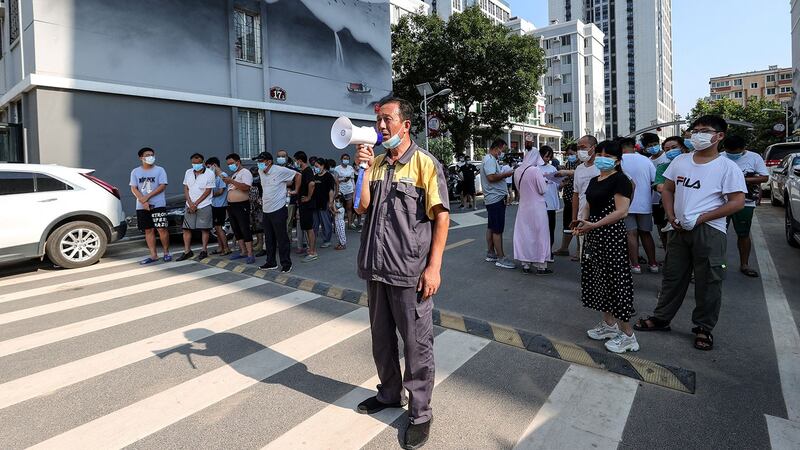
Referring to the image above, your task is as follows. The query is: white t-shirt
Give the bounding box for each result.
[721,151,769,207]
[228,167,253,192]
[333,164,356,195]
[621,153,656,214]
[501,165,513,185]
[650,153,670,204]
[573,162,601,219]
[540,164,561,210]
[259,164,297,213]
[182,168,216,209]
[663,154,747,233]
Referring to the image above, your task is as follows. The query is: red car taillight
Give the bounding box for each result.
[766,159,781,167]
[81,173,121,199]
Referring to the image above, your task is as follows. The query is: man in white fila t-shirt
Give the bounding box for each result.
[634,115,746,352]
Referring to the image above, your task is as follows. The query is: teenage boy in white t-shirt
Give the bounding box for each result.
[177,153,216,261]
[634,115,746,351]
[720,135,769,278]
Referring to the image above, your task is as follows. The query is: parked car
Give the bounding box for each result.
[0,163,126,268]
[784,159,800,248]
[762,142,800,194]
[769,152,800,206]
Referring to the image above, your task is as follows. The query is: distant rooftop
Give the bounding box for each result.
[710,65,792,80]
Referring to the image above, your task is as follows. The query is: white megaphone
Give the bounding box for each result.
[331,116,384,149]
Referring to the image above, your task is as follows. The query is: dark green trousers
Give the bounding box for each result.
[654,224,728,331]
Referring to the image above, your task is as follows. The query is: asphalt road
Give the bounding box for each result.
[0,200,798,448]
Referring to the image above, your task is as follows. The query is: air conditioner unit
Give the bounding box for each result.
[553,55,561,62]
[553,75,562,81]
[552,37,561,44]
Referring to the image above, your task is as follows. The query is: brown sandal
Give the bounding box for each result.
[692,327,713,351]
[634,316,671,332]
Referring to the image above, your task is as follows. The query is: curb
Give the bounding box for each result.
[194,254,696,394]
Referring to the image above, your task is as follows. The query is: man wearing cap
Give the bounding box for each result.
[354,97,449,450]
[254,152,301,273]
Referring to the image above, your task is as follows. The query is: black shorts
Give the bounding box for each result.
[652,203,667,228]
[562,197,573,232]
[136,207,168,231]
[212,206,227,227]
[299,204,315,231]
[485,201,506,234]
[461,180,476,196]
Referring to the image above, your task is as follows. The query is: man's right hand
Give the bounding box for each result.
[356,144,375,168]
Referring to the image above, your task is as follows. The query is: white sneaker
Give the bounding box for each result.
[495,257,516,269]
[587,321,620,340]
[661,223,674,233]
[485,252,498,262]
[605,333,640,353]
[630,265,642,274]
[648,264,660,274]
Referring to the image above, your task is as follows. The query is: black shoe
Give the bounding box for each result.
[176,251,194,262]
[281,265,292,273]
[356,396,407,415]
[198,251,208,260]
[536,268,554,275]
[255,250,267,257]
[403,418,432,449]
[260,262,279,270]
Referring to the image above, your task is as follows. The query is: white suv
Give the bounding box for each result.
[0,164,127,268]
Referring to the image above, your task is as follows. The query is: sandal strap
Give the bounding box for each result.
[692,327,714,341]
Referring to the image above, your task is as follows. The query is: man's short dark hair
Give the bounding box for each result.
[580,135,598,147]
[341,153,351,160]
[539,145,554,158]
[617,137,636,148]
[663,136,686,149]
[565,143,578,152]
[490,138,507,150]
[380,97,414,122]
[690,115,728,133]
[327,159,337,169]
[722,135,746,151]
[596,139,623,159]
[138,147,155,157]
[226,153,241,162]
[640,132,660,147]
[190,153,204,161]
[309,156,318,166]
[206,157,220,167]
[294,151,308,163]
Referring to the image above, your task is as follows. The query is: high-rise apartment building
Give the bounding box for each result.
[533,20,606,140]
[427,0,511,24]
[792,0,799,131]
[549,0,675,138]
[390,0,431,25]
[709,66,794,107]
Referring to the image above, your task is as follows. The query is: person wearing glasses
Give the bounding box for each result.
[634,115,746,351]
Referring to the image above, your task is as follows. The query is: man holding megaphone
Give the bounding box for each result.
[343,98,449,449]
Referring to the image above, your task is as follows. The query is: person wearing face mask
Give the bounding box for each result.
[293,151,318,261]
[254,152,301,272]
[569,135,601,261]
[333,153,358,229]
[130,147,171,264]
[275,150,301,241]
[554,144,579,257]
[311,158,336,250]
[635,116,746,352]
[215,153,255,264]
[353,98,450,449]
[512,147,553,274]
[205,157,231,256]
[653,137,690,243]
[619,137,658,275]
[176,153,215,261]
[720,135,768,278]
[480,139,516,269]
[573,140,637,353]
[458,155,479,210]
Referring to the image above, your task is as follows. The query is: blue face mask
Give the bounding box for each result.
[383,132,402,149]
[684,140,695,151]
[192,163,204,172]
[726,152,744,161]
[257,162,267,171]
[313,167,321,175]
[567,155,577,163]
[228,163,238,172]
[647,145,662,155]
[665,149,682,161]
[276,157,287,166]
[595,156,617,172]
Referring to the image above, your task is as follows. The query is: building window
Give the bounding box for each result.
[9,0,19,44]
[546,95,553,104]
[546,76,553,86]
[546,58,552,68]
[780,87,793,93]
[734,91,743,98]
[780,73,793,80]
[584,56,589,65]
[562,92,572,103]
[750,82,758,89]
[560,35,571,46]
[562,54,572,65]
[562,73,571,84]
[586,93,591,103]
[564,131,574,139]
[238,109,265,158]
[544,39,550,50]
[584,37,590,49]
[546,113,554,123]
[234,9,262,64]
[766,88,776,95]
[452,0,462,10]
[563,112,572,122]
[766,74,776,83]
[733,79,742,86]
[711,80,730,88]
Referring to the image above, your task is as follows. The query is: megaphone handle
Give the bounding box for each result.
[353,163,368,207]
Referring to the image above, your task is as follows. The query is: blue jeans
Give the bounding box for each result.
[313,209,333,244]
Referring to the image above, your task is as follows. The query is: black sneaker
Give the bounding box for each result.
[536,268,554,275]
[255,250,267,257]
[176,251,194,262]
[356,396,407,415]
[260,262,279,270]
[403,418,432,450]
[280,265,292,273]
[198,251,208,260]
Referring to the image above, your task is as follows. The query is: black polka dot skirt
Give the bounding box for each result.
[580,206,635,322]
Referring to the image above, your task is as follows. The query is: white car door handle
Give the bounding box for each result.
[37,198,57,203]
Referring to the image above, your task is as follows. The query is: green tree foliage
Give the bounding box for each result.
[391,6,546,154]
[687,97,788,153]
[428,136,455,165]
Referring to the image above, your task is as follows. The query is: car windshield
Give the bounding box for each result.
[768,144,800,162]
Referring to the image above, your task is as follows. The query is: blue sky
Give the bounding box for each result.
[508,0,793,117]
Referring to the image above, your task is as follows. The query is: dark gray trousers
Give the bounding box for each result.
[367,280,434,424]
[654,224,728,331]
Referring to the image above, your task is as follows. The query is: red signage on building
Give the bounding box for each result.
[269,86,287,101]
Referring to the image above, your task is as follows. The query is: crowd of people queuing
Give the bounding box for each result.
[477,114,760,354]
[129,147,364,273]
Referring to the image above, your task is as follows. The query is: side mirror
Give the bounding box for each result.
[793,166,800,177]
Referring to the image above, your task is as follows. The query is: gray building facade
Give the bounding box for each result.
[0,0,391,212]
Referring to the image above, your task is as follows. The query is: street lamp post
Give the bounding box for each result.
[416,82,452,152]
[762,105,795,141]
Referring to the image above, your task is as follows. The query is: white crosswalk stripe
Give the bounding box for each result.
[0,267,224,325]
[0,277,266,358]
[0,257,141,288]
[0,260,194,304]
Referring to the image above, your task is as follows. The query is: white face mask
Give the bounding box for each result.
[143,156,156,165]
[577,150,590,162]
[689,132,716,151]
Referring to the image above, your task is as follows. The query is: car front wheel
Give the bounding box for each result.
[787,206,800,249]
[45,221,108,268]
